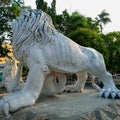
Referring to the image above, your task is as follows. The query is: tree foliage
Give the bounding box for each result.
[95,10,111,33]
[36,0,57,27]
[0,0,24,57]
[55,9,70,34]
[36,0,48,12]
[101,32,120,73]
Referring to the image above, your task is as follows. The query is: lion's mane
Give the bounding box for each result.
[12,9,57,63]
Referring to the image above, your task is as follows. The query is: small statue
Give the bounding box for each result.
[2,58,24,92]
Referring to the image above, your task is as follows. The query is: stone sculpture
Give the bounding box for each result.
[2,58,24,92]
[0,9,120,117]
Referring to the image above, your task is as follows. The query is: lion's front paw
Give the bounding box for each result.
[0,91,36,117]
[99,87,120,99]
[0,99,10,117]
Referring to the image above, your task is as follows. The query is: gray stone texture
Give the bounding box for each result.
[0,89,120,120]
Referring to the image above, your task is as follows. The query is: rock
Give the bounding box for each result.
[0,89,120,120]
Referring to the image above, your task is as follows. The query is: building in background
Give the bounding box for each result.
[0,42,13,64]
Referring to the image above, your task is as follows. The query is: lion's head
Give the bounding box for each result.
[12,9,56,48]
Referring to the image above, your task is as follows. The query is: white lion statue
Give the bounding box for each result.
[0,9,119,117]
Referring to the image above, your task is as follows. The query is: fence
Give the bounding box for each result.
[66,73,120,86]
[113,74,120,85]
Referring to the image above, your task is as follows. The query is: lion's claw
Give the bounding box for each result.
[104,91,110,98]
[0,99,10,117]
[118,92,120,97]
[111,92,116,99]
[99,89,120,99]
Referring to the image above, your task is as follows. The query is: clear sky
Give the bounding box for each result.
[24,0,120,33]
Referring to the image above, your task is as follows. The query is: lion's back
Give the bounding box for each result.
[42,33,88,73]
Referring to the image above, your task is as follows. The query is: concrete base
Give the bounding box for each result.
[0,88,120,120]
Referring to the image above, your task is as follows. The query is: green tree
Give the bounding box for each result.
[87,17,100,33]
[95,10,111,33]
[48,0,57,27]
[56,11,100,36]
[56,11,89,35]
[0,0,24,57]
[36,0,48,12]
[0,37,10,58]
[69,11,88,32]
[56,9,70,34]
[101,32,120,73]
[36,0,57,27]
[49,0,56,15]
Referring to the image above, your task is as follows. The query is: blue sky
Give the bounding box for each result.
[24,0,120,33]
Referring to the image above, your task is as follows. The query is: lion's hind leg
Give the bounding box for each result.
[88,51,120,99]
[98,72,120,98]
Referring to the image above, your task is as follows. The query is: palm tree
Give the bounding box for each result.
[95,10,111,33]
